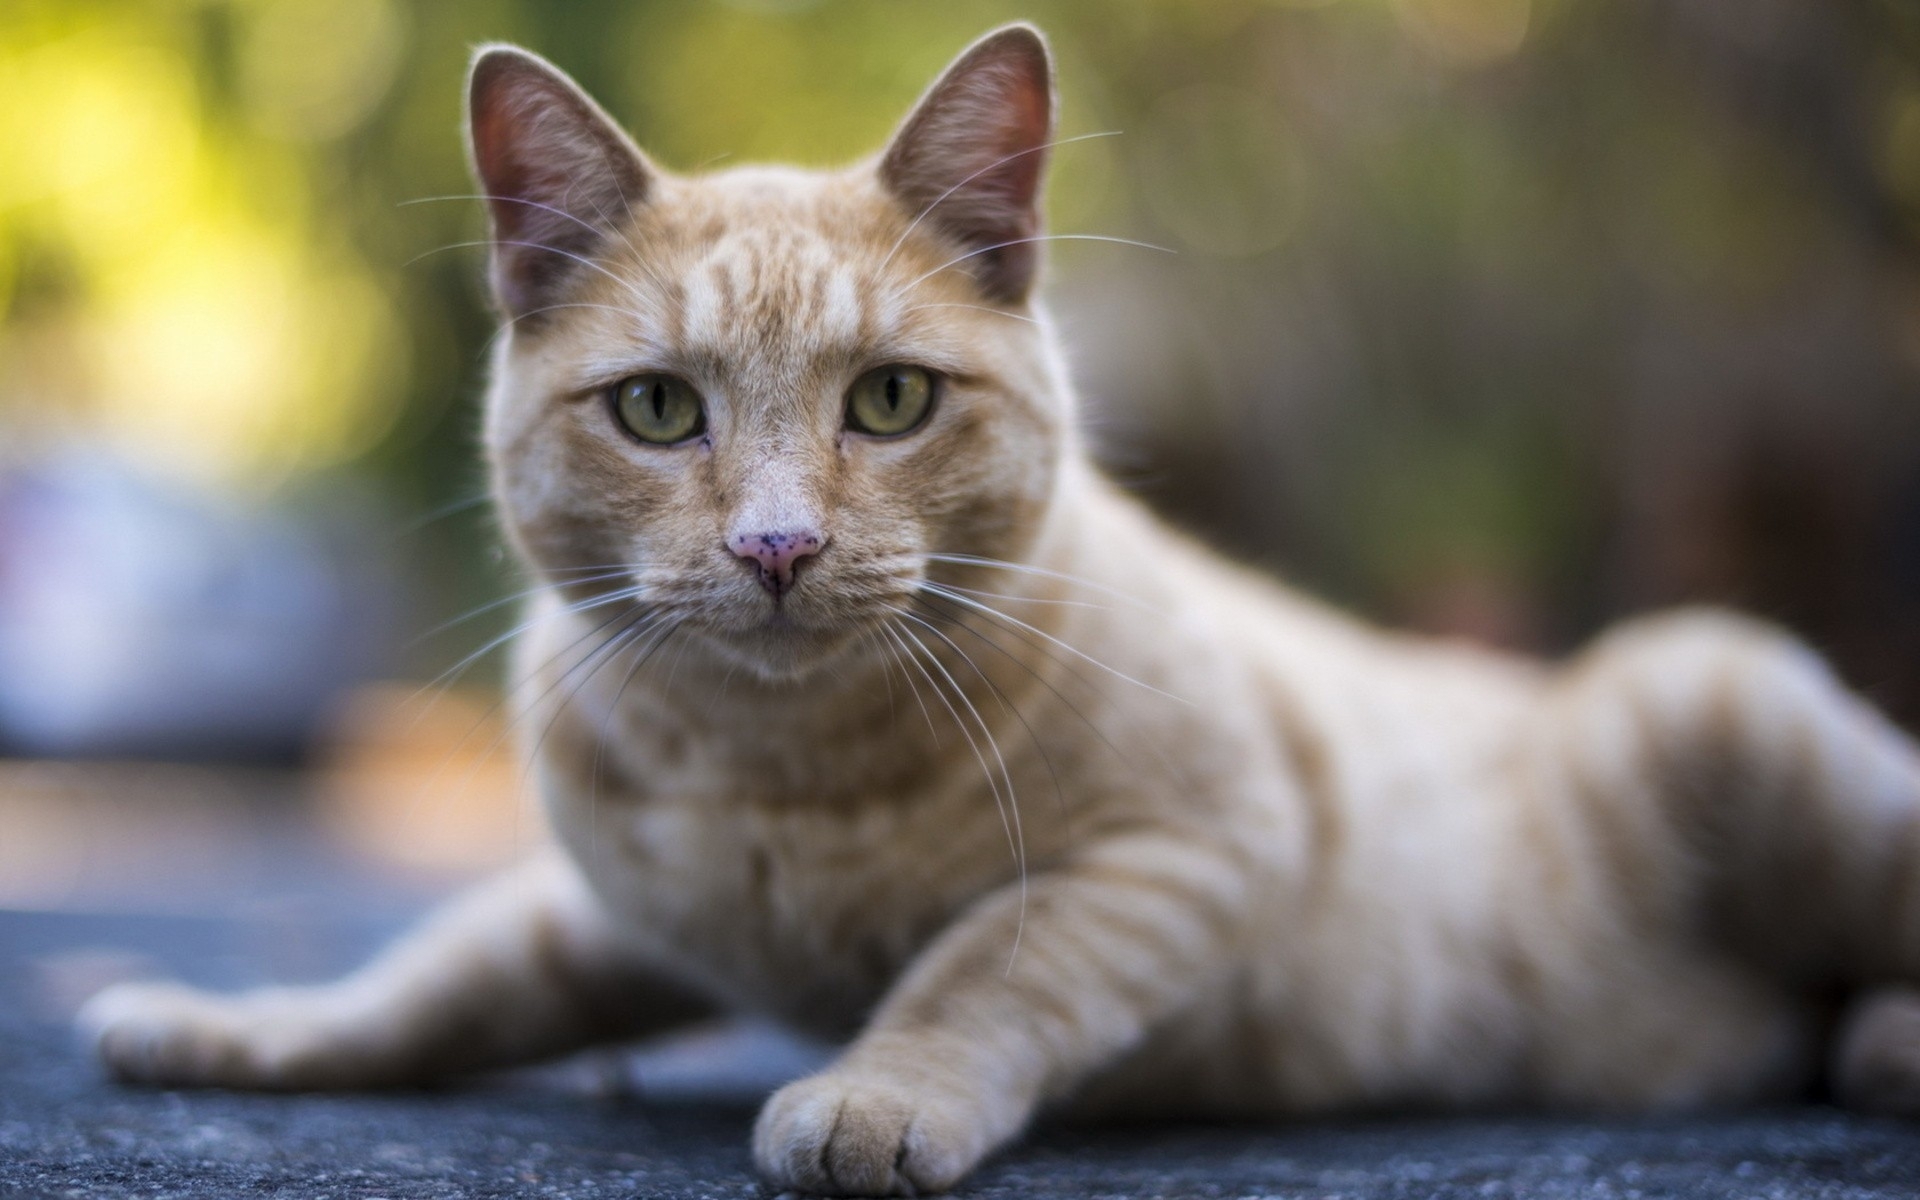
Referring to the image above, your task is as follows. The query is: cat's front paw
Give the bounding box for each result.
[753,1067,1003,1196]
[78,981,330,1089]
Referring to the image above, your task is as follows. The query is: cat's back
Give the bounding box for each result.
[1065,482,1809,1112]
[1064,473,1547,802]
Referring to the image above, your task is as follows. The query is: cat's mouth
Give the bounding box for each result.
[728,591,893,642]
[579,555,916,681]
[685,586,913,682]
[691,616,857,682]
[760,606,801,631]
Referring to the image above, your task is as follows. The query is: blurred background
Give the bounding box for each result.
[2,0,1919,920]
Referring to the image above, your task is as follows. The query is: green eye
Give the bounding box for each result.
[613,374,705,444]
[845,365,935,437]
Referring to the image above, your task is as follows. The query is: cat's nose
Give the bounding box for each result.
[728,530,825,598]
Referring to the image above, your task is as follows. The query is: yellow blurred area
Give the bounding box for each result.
[237,0,409,142]
[0,1,406,489]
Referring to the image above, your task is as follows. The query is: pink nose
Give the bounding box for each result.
[729,530,825,597]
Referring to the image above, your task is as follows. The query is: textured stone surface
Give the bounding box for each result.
[6,908,1920,1198]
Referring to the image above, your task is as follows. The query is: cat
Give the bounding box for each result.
[78,22,1920,1197]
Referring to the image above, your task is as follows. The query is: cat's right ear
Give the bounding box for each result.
[466,45,651,320]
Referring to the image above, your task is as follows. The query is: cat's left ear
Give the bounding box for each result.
[466,44,653,319]
[880,24,1055,304]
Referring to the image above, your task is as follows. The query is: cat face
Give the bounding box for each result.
[471,27,1072,680]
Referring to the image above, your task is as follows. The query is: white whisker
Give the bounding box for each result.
[412,569,636,645]
[410,583,649,715]
[587,616,683,876]
[401,192,618,244]
[932,581,1111,612]
[887,616,1027,972]
[406,238,655,312]
[404,190,671,298]
[392,492,492,538]
[859,628,898,722]
[921,582,1188,705]
[902,234,1173,294]
[878,131,1122,274]
[517,609,673,799]
[901,302,1039,326]
[879,620,941,745]
[924,553,1160,613]
[399,600,655,854]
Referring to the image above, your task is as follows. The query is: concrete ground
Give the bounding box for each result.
[6,907,1920,1199]
[2,761,1920,1199]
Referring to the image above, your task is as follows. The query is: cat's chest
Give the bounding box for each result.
[552,785,1011,1034]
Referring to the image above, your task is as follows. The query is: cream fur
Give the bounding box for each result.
[80,24,1920,1198]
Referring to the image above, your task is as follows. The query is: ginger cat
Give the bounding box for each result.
[81,24,1920,1197]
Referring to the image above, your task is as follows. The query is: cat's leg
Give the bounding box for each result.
[1553,609,1920,1110]
[1834,987,1920,1113]
[78,850,711,1089]
[753,832,1246,1196]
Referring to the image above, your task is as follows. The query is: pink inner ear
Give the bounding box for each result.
[989,73,1052,208]
[467,51,649,318]
[881,27,1056,303]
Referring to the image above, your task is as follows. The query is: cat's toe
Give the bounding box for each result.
[753,1070,988,1196]
[81,981,228,1084]
[78,981,291,1088]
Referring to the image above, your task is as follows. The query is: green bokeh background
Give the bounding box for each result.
[4,0,1919,721]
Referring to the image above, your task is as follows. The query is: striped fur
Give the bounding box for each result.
[80,25,1920,1197]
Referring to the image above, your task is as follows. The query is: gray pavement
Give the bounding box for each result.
[6,908,1920,1198]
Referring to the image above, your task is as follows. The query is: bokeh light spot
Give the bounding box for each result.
[239,0,409,142]
[1393,0,1532,66]
[1135,85,1304,258]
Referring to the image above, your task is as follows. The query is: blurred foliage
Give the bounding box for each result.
[2,0,1919,714]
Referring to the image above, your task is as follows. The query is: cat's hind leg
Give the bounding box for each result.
[1555,610,1920,1109]
[1834,988,1920,1115]
[79,850,710,1089]
[1562,609,1920,982]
